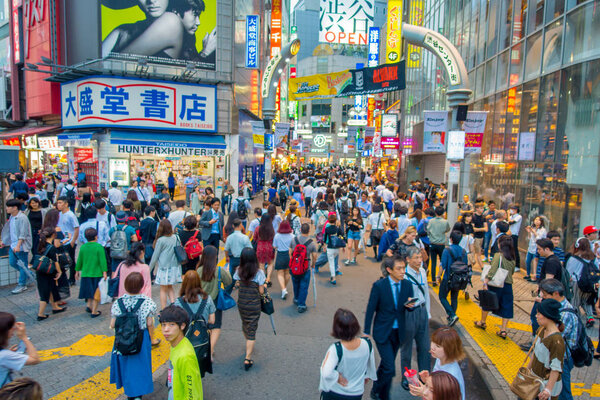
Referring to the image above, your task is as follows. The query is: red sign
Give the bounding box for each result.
[367,97,375,126]
[3,138,20,146]
[74,148,94,163]
[11,0,21,64]
[270,0,282,57]
[465,133,483,148]
[381,137,400,149]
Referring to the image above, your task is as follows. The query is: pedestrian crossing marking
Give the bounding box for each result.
[38,334,114,361]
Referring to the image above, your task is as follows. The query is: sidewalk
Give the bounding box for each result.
[437,261,600,399]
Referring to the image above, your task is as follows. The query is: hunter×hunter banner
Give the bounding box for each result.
[386,0,402,63]
[289,62,405,101]
[101,0,217,70]
[423,110,448,153]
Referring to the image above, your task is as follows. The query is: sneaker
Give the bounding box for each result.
[281,289,288,300]
[297,306,307,313]
[344,259,351,265]
[329,278,336,285]
[11,285,27,294]
[336,270,343,276]
[448,315,459,327]
[515,267,521,273]
[293,298,298,305]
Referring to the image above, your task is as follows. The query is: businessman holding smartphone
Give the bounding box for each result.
[364,256,415,400]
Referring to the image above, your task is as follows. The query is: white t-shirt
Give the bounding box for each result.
[433,359,465,400]
[248,218,261,235]
[168,210,188,227]
[319,339,377,396]
[108,188,124,206]
[367,212,386,230]
[458,235,474,254]
[303,185,314,198]
[382,189,394,203]
[528,227,547,253]
[510,213,523,234]
[273,233,295,251]
[0,348,28,386]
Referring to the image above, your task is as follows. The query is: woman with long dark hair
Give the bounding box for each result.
[149,219,181,309]
[0,312,40,385]
[198,245,231,358]
[344,207,363,265]
[474,235,516,339]
[25,197,45,262]
[223,211,241,241]
[178,215,202,275]
[267,203,282,232]
[234,248,265,370]
[254,214,276,286]
[127,190,141,213]
[78,193,94,224]
[566,237,597,327]
[42,208,70,304]
[167,171,176,200]
[34,227,65,320]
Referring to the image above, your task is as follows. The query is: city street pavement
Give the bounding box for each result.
[0,232,493,400]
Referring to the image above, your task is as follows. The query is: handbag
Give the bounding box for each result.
[328,234,347,249]
[174,235,188,264]
[108,262,123,298]
[261,289,275,315]
[31,245,56,275]
[370,214,383,241]
[477,289,499,311]
[58,247,73,268]
[482,256,509,288]
[216,267,236,311]
[510,330,544,400]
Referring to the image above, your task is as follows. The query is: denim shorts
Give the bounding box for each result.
[347,230,361,241]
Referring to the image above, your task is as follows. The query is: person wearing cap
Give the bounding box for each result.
[583,225,599,258]
[108,211,139,272]
[527,298,565,400]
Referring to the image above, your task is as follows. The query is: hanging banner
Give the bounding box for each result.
[245,15,259,68]
[288,70,352,101]
[274,122,290,148]
[446,131,466,160]
[250,121,265,149]
[386,0,402,63]
[423,110,448,152]
[463,111,488,155]
[407,0,424,68]
[364,127,375,145]
[381,114,398,137]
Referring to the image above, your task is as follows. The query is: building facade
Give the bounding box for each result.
[400,0,600,247]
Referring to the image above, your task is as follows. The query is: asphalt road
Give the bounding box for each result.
[147,249,492,400]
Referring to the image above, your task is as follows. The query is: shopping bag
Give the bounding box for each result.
[98,278,111,305]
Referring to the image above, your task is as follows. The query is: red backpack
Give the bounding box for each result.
[289,238,312,276]
[184,231,203,259]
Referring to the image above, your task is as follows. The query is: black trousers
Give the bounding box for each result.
[512,234,521,269]
[203,234,221,260]
[373,329,401,400]
[67,243,77,283]
[429,244,445,282]
[305,197,312,217]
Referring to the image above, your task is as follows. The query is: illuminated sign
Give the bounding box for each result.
[367,27,380,67]
[423,33,461,85]
[313,134,327,147]
[407,0,424,68]
[245,15,259,68]
[319,0,373,45]
[11,0,21,64]
[271,0,282,56]
[381,114,398,137]
[24,0,46,60]
[386,0,402,63]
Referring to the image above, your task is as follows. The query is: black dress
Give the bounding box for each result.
[28,210,43,258]
[36,244,61,303]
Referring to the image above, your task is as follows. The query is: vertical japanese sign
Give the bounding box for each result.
[386,0,402,63]
[271,0,282,57]
[463,111,488,154]
[319,0,374,44]
[423,110,447,152]
[61,76,217,132]
[245,15,259,68]
[407,0,423,68]
[368,27,380,66]
[11,0,21,64]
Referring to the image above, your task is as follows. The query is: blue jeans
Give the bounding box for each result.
[291,270,311,307]
[483,230,492,259]
[221,195,231,215]
[185,187,193,206]
[559,355,573,400]
[9,249,30,287]
[525,252,536,277]
[439,278,458,319]
[530,301,539,336]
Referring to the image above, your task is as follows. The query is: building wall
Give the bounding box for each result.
[401,0,600,247]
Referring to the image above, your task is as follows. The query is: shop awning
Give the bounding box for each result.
[0,125,60,139]
[110,131,226,157]
[57,131,97,147]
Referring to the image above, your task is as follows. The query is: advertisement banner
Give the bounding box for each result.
[386,0,402,63]
[61,76,217,132]
[288,70,352,101]
[463,111,488,154]
[518,132,536,161]
[319,0,373,45]
[253,133,264,149]
[364,126,375,145]
[274,122,290,148]
[446,131,465,160]
[245,15,259,68]
[381,114,398,137]
[381,137,399,149]
[271,0,282,56]
[423,110,448,152]
[407,0,424,68]
[101,0,216,70]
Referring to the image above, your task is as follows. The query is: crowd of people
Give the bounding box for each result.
[0,165,598,400]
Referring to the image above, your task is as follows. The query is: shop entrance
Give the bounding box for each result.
[78,162,99,192]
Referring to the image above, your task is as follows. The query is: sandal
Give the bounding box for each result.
[244,358,254,371]
[474,321,487,330]
[593,353,600,359]
[496,330,508,339]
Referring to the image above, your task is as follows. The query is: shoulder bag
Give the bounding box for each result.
[216,267,236,310]
[261,288,275,315]
[31,245,56,275]
[482,255,509,288]
[108,262,123,298]
[510,329,544,400]
[174,235,188,264]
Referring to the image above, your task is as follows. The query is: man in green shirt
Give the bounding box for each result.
[426,207,451,287]
[160,305,203,400]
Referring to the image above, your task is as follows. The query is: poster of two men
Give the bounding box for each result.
[101,0,216,70]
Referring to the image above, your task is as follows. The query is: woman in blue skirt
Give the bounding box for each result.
[292,180,304,208]
[110,272,157,399]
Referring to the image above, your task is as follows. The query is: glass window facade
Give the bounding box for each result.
[401,0,600,248]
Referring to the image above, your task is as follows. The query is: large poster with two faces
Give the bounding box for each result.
[101,0,216,70]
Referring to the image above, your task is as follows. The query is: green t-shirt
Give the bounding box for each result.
[169,337,202,400]
[74,241,107,277]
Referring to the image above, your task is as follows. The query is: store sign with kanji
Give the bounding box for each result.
[319,0,373,44]
[61,76,217,132]
[423,33,461,86]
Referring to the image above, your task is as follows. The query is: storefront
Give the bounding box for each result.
[57,132,99,190]
[36,136,68,176]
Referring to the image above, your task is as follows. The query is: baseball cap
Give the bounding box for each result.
[116,211,128,223]
[583,225,598,235]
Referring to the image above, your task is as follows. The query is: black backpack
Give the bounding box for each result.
[236,199,248,220]
[339,198,351,216]
[561,308,594,368]
[114,298,145,356]
[65,187,76,206]
[573,256,600,294]
[104,198,116,215]
[448,248,472,291]
[178,297,212,377]
[334,337,372,369]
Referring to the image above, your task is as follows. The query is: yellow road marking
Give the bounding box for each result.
[433,286,600,396]
[39,335,114,361]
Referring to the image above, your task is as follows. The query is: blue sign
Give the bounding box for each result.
[264,133,274,152]
[246,15,259,68]
[368,27,380,67]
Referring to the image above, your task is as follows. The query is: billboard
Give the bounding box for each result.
[386,0,402,63]
[423,110,448,152]
[61,76,217,132]
[381,114,397,137]
[100,0,217,70]
[319,0,374,45]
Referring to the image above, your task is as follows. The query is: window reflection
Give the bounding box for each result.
[563,3,600,65]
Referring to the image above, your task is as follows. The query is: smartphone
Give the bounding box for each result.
[16,340,26,353]
[404,297,418,307]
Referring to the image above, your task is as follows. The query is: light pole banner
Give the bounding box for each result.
[423,110,448,152]
[463,111,488,154]
[386,0,402,63]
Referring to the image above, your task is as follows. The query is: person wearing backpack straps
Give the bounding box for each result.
[232,190,252,229]
[174,271,216,375]
[439,230,468,327]
[320,308,376,400]
[224,218,252,293]
[178,215,203,275]
[566,237,598,328]
[110,272,157,400]
[289,223,318,313]
[109,212,139,274]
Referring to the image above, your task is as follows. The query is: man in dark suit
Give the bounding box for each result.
[364,256,415,400]
[199,197,224,251]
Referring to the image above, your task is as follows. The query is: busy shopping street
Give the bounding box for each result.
[1,0,600,400]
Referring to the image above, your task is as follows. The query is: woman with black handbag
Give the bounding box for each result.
[42,209,71,304]
[234,248,265,371]
[365,204,387,260]
[323,213,345,286]
[34,227,66,321]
